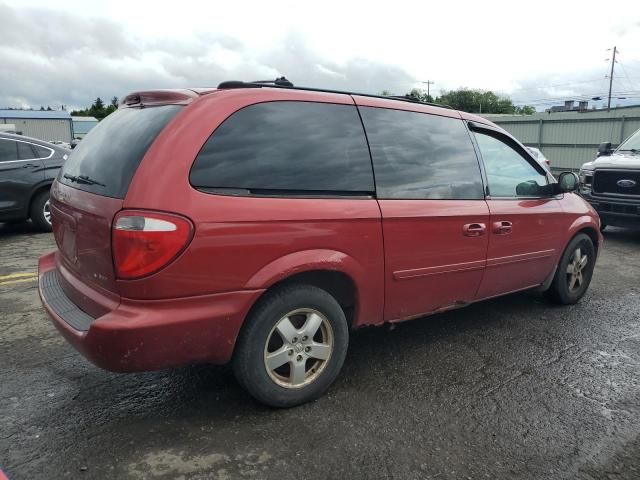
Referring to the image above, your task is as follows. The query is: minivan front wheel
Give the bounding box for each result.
[233,284,349,407]
[548,233,596,304]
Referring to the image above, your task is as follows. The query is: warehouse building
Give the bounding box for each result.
[0,109,73,143]
[483,105,640,172]
[72,116,99,139]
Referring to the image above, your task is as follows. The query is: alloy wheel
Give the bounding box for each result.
[43,199,52,225]
[566,247,588,292]
[263,308,334,389]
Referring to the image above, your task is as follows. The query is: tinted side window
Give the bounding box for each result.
[0,140,18,162]
[359,107,483,199]
[17,142,36,159]
[474,132,548,197]
[32,144,52,158]
[190,101,374,194]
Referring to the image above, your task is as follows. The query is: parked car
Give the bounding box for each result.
[578,128,640,230]
[50,140,72,150]
[38,80,602,407]
[0,132,69,231]
[526,146,551,168]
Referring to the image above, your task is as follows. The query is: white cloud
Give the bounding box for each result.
[2,0,640,110]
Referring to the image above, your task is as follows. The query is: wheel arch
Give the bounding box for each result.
[575,226,600,255]
[243,249,383,329]
[565,215,603,256]
[28,181,53,216]
[539,219,602,293]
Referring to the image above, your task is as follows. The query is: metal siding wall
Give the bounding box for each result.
[2,118,72,142]
[622,118,640,142]
[498,122,539,144]
[541,120,621,145]
[488,109,640,171]
[537,146,596,170]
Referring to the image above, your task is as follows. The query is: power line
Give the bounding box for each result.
[508,78,607,93]
[617,60,640,91]
[512,91,613,103]
[511,90,640,107]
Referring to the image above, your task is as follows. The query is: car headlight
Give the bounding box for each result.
[579,169,593,187]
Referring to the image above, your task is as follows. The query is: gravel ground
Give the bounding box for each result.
[1,222,639,480]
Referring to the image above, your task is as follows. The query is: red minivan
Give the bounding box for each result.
[39,79,602,407]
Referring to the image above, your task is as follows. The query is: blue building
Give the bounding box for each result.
[72,116,99,139]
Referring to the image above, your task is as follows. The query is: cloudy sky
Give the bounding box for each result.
[2,0,640,111]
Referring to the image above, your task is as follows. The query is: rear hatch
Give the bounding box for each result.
[52,101,183,305]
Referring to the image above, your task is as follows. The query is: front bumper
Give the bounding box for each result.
[579,188,640,228]
[38,251,264,372]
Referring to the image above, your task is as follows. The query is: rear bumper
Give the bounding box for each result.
[580,190,640,228]
[38,251,264,372]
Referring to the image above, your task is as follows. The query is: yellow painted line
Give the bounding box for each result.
[0,272,37,281]
[0,275,38,286]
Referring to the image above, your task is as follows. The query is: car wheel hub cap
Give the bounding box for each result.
[566,247,588,292]
[263,308,334,389]
[43,199,52,225]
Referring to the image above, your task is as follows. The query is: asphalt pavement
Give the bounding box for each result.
[1,222,639,480]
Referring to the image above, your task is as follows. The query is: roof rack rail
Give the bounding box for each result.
[251,77,294,87]
[216,77,452,109]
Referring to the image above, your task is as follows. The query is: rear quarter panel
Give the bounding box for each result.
[121,89,386,327]
[42,150,67,181]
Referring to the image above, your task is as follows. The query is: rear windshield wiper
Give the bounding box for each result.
[63,173,106,187]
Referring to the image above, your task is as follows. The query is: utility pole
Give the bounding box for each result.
[607,46,618,111]
[421,80,435,98]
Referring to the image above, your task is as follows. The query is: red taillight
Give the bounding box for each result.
[112,211,193,280]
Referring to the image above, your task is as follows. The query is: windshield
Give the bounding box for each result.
[58,105,181,198]
[618,128,640,152]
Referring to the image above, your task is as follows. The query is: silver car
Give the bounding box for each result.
[526,146,551,169]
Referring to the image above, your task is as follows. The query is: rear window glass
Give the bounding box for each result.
[0,139,17,162]
[17,142,36,159]
[190,101,374,195]
[59,105,181,198]
[32,144,52,158]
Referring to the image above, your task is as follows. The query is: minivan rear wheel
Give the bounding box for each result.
[30,191,52,232]
[548,233,595,305]
[233,284,349,408]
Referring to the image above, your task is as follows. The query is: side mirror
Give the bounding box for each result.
[597,142,613,157]
[515,180,541,196]
[557,172,579,193]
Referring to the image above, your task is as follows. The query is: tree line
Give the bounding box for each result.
[71,97,119,120]
[69,87,535,121]
[383,88,535,115]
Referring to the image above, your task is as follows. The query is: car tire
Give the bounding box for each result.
[30,190,52,232]
[233,284,349,408]
[548,233,596,305]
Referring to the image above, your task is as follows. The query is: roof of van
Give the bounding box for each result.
[119,79,501,130]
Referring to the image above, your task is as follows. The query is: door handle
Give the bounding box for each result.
[22,163,37,168]
[492,221,513,235]
[463,223,486,237]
